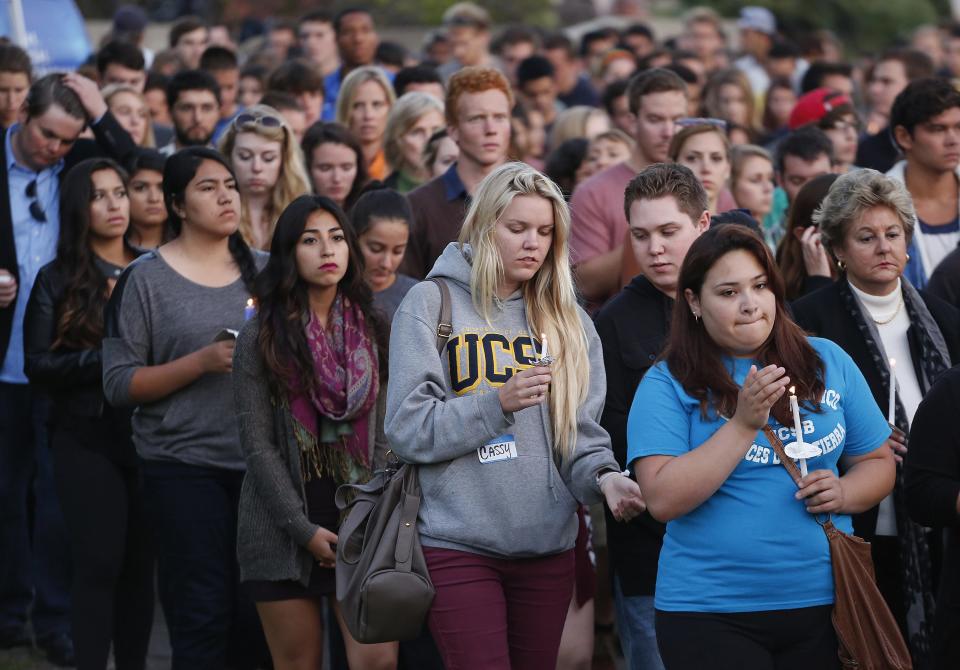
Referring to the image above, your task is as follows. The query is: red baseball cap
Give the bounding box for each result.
[788,88,853,130]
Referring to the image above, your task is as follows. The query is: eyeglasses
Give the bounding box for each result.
[233,112,283,130]
[26,179,46,223]
[676,117,728,130]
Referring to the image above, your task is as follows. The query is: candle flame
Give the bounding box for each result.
[889,357,896,368]
[789,385,796,394]
[246,298,254,307]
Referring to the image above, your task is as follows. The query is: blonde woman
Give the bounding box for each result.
[383,92,445,193]
[548,105,610,153]
[103,83,155,147]
[336,66,396,182]
[668,123,731,215]
[385,162,643,670]
[218,104,311,249]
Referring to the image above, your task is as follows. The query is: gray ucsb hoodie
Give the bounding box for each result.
[385,242,620,558]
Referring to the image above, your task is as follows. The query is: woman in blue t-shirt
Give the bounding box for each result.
[627,224,895,669]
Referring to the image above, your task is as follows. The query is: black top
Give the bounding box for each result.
[927,244,960,312]
[855,127,901,173]
[792,280,960,539]
[905,366,960,668]
[594,275,671,596]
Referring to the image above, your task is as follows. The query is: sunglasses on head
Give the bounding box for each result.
[676,117,728,130]
[26,179,46,223]
[233,113,283,130]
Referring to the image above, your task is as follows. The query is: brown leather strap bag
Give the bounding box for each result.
[761,425,912,669]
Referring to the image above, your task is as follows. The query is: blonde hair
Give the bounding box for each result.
[102,83,155,147]
[218,104,312,249]
[458,162,588,460]
[383,91,445,175]
[335,66,397,129]
[730,144,772,184]
[548,106,610,152]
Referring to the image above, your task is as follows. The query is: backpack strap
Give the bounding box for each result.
[427,278,453,355]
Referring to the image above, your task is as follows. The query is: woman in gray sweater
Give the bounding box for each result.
[232,195,398,669]
[102,148,267,669]
[385,162,645,669]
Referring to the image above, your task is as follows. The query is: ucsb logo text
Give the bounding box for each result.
[446,333,542,395]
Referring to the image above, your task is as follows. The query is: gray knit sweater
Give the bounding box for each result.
[232,316,389,584]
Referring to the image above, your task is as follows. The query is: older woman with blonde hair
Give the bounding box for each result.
[793,169,960,662]
[103,83,155,147]
[385,162,643,670]
[548,106,610,153]
[218,104,312,249]
[336,66,397,182]
[383,92,445,193]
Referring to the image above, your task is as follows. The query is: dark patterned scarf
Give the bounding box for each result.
[839,277,950,666]
[289,292,379,485]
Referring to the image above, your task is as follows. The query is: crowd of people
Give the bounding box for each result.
[4,2,960,669]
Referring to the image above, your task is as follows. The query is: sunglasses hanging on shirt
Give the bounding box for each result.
[26,179,46,223]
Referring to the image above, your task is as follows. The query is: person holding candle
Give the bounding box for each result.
[385,162,644,670]
[232,194,399,669]
[24,158,153,670]
[792,168,960,661]
[629,223,897,669]
[102,147,269,668]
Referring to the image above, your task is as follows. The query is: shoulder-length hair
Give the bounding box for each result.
[102,83,156,147]
[458,161,587,459]
[54,158,129,349]
[548,106,609,153]
[218,104,312,249]
[383,91,444,175]
[775,173,839,301]
[814,168,916,256]
[666,224,825,425]
[335,66,397,129]
[701,68,756,131]
[255,195,387,395]
[301,122,368,211]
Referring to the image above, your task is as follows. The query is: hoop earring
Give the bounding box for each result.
[693,312,700,322]
[836,259,846,271]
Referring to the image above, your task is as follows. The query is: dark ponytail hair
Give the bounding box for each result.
[54,157,128,349]
[256,195,387,395]
[162,147,258,292]
[349,186,412,237]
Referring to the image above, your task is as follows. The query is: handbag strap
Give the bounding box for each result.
[428,277,453,355]
[760,424,803,487]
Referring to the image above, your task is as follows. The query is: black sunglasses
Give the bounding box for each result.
[26,179,46,223]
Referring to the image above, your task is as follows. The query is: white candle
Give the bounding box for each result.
[789,386,809,477]
[887,358,897,425]
[540,332,549,362]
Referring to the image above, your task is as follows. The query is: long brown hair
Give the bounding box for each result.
[665,224,825,425]
[775,173,839,301]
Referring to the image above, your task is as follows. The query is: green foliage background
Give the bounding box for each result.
[690,0,946,54]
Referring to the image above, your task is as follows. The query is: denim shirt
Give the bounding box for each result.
[0,125,63,384]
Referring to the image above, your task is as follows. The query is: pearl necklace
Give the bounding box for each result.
[871,293,903,325]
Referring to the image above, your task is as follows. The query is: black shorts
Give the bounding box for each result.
[655,605,840,670]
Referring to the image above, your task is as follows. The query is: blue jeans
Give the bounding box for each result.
[613,575,664,670]
[0,382,71,638]
[141,459,267,670]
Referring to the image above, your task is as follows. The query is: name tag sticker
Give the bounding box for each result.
[478,434,518,464]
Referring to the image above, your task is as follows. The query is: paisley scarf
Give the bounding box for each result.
[839,277,950,665]
[289,292,379,485]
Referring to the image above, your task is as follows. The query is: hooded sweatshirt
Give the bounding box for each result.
[385,242,620,558]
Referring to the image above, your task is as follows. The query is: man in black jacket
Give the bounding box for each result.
[0,70,136,666]
[594,163,709,670]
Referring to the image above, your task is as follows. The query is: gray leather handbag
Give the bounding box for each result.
[334,278,452,643]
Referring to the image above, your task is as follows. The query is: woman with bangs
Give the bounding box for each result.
[219,104,312,250]
[385,162,643,669]
[232,195,398,669]
[628,224,896,669]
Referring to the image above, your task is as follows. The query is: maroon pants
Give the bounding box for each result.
[423,546,575,670]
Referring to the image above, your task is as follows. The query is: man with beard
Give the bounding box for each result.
[158,70,220,156]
